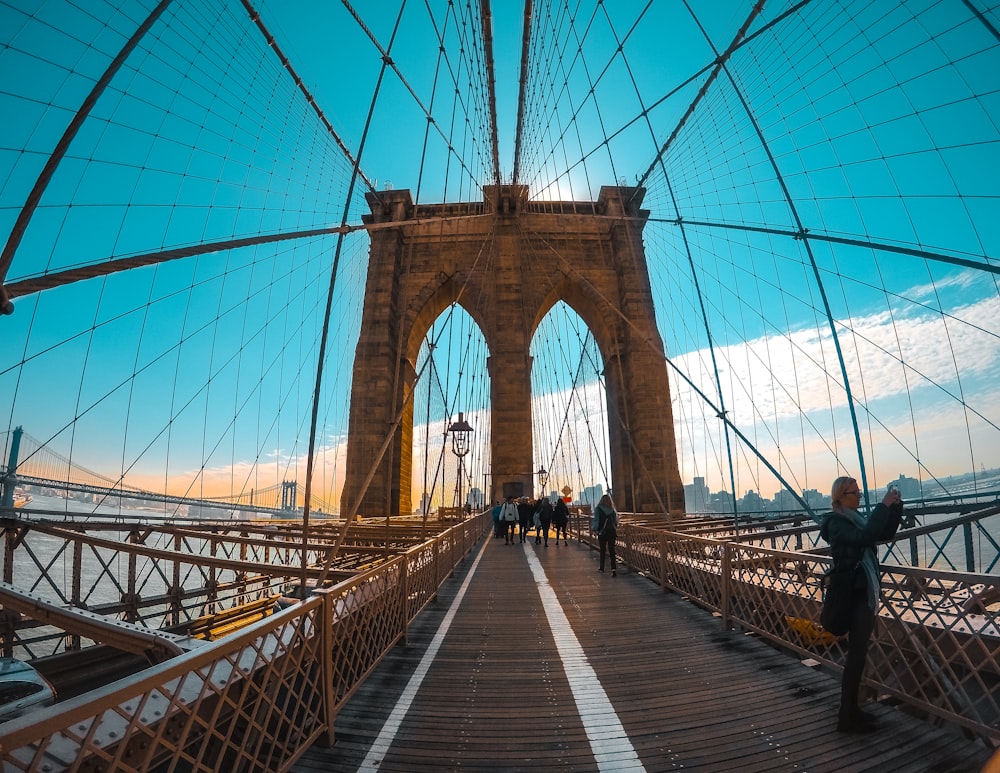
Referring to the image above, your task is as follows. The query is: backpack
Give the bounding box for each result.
[502,502,518,521]
[595,504,617,535]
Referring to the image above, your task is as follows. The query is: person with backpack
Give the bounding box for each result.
[500,495,519,544]
[593,493,618,575]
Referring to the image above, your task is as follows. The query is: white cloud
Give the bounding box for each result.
[677,294,1000,424]
[670,292,1000,495]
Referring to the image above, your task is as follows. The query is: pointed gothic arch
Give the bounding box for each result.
[342,185,683,516]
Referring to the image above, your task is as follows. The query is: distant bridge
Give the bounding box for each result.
[2,428,327,516]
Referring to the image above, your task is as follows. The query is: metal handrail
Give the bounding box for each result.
[0,513,490,771]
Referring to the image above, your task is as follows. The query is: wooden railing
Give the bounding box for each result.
[5,509,997,769]
[0,515,469,659]
[604,522,1000,746]
[0,512,489,772]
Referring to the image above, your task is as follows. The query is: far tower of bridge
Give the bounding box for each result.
[342,184,684,516]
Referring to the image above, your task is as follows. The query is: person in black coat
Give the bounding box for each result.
[819,476,903,733]
[593,493,619,575]
[535,497,553,546]
[517,498,533,543]
[552,497,570,545]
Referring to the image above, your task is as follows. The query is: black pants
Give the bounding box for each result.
[840,588,876,722]
[599,531,617,571]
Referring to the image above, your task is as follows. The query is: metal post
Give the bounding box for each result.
[126,528,139,623]
[320,590,337,747]
[721,543,733,629]
[1,426,22,508]
[964,522,975,572]
[71,538,82,650]
[401,554,409,645]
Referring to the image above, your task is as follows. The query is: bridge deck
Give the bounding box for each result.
[293,533,993,772]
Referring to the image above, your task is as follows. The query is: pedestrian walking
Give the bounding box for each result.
[593,493,618,575]
[492,500,503,538]
[500,495,519,544]
[535,497,552,546]
[553,497,569,545]
[517,498,533,543]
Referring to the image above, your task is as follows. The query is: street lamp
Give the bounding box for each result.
[447,412,474,513]
[536,466,548,496]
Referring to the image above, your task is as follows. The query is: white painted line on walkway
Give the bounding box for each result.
[357,538,644,772]
[357,536,490,772]
[523,545,647,773]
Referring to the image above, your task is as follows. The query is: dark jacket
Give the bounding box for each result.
[536,498,553,526]
[819,502,903,569]
[553,499,569,527]
[595,503,618,536]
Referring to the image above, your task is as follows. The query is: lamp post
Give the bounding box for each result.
[536,466,548,497]
[447,412,474,513]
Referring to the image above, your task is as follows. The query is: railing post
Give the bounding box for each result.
[70,537,82,650]
[1,521,15,658]
[125,528,139,623]
[401,553,409,645]
[208,535,218,614]
[2,521,13,586]
[434,537,440,595]
[171,533,182,626]
[721,542,732,629]
[238,532,248,604]
[321,591,337,747]
[964,522,975,572]
[659,532,668,591]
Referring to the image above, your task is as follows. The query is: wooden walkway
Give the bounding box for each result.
[293,533,995,773]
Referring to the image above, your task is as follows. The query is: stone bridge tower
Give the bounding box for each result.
[342,185,684,516]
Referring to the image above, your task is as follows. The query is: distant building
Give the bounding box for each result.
[684,477,710,513]
[887,474,920,500]
[709,490,732,513]
[770,488,801,514]
[581,484,603,509]
[803,488,829,512]
[738,489,766,515]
